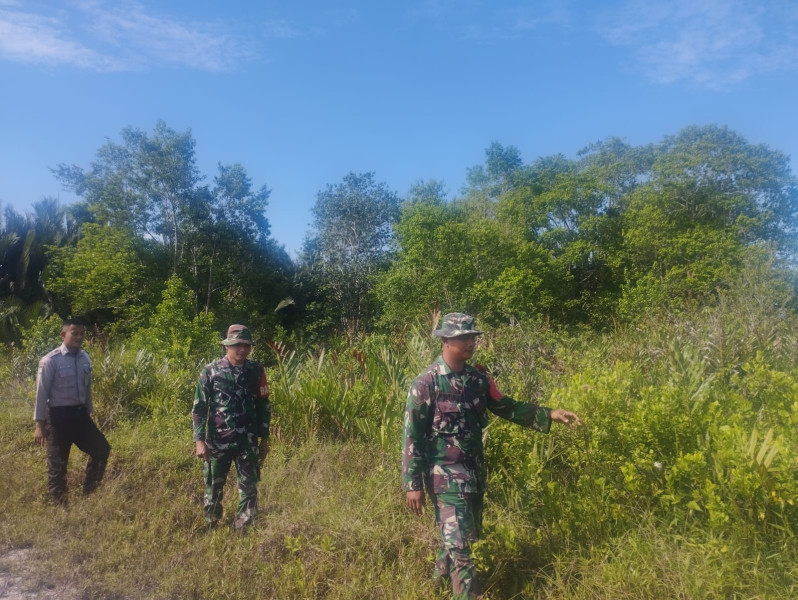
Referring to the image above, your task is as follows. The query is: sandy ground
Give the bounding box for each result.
[0,549,76,600]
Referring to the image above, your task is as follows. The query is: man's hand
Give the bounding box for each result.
[258,438,270,464]
[550,408,582,429]
[195,440,211,462]
[34,421,47,447]
[406,490,425,516]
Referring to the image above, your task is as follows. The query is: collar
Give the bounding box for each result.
[433,355,449,374]
[219,356,248,369]
[58,343,82,356]
[434,355,473,376]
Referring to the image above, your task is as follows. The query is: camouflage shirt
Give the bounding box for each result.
[192,357,270,453]
[402,356,551,495]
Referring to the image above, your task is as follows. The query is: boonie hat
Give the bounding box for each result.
[433,313,484,338]
[221,324,254,346]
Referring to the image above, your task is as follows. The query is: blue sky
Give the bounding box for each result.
[1,0,797,256]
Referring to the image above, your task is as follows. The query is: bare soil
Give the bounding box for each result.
[0,549,76,600]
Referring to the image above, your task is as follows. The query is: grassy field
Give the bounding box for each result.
[1,392,795,599]
[2,280,797,598]
[1,396,438,599]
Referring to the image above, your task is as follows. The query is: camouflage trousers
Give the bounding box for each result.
[431,492,484,600]
[203,447,260,529]
[46,405,111,504]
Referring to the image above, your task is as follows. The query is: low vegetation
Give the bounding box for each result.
[1,266,796,599]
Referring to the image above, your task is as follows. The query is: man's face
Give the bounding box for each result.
[61,325,86,352]
[225,342,252,365]
[443,334,478,361]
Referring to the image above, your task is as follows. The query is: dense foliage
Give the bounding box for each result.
[378,127,797,328]
[1,121,797,597]
[4,122,795,343]
[1,263,796,598]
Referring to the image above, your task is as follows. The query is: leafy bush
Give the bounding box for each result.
[129,274,219,367]
[19,314,65,375]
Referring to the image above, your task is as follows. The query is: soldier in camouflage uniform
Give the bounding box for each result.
[402,313,581,599]
[193,324,270,529]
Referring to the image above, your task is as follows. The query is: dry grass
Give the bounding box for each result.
[0,397,442,600]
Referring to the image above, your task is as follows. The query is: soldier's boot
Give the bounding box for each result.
[233,515,254,532]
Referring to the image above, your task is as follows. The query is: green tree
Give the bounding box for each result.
[405,179,448,206]
[51,122,295,335]
[184,163,290,321]
[302,172,400,334]
[53,120,202,273]
[46,224,147,325]
[0,199,73,341]
[379,127,796,328]
[376,194,556,327]
[463,142,524,205]
[130,274,218,364]
[620,125,798,315]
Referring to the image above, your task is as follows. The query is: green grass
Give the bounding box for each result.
[0,396,441,600]
[1,392,795,599]
[3,275,798,598]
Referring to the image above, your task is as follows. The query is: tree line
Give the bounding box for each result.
[1,121,796,344]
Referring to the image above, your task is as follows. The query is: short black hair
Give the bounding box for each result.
[62,316,86,327]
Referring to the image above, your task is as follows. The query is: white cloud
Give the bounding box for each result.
[599,0,798,88]
[0,7,116,68]
[86,3,255,71]
[0,1,255,72]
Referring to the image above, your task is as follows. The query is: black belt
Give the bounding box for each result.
[49,404,87,413]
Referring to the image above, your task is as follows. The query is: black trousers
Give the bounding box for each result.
[46,405,111,502]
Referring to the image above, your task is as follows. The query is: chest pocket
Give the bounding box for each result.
[212,377,236,403]
[54,363,77,389]
[432,392,466,436]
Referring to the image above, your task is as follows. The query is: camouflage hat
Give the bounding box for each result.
[432,313,483,338]
[221,324,254,346]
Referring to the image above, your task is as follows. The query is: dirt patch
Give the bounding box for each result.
[0,549,77,600]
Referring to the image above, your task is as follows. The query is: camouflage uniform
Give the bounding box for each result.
[402,314,551,599]
[192,352,270,528]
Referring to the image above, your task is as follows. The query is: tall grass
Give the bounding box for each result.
[266,327,436,450]
[1,268,796,598]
